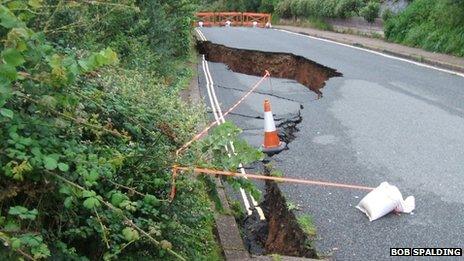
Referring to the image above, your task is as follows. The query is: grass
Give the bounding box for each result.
[286,201,300,211]
[229,199,246,221]
[384,0,464,57]
[297,214,317,237]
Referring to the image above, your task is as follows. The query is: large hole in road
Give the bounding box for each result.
[197,40,342,97]
[198,40,333,258]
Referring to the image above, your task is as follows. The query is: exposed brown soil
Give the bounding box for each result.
[262,181,318,258]
[197,41,342,97]
[241,166,318,258]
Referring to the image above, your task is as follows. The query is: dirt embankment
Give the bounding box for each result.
[263,181,318,257]
[197,41,342,97]
[243,181,318,258]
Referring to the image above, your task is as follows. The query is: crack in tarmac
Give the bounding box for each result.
[215,84,305,103]
[227,112,263,119]
[225,111,300,123]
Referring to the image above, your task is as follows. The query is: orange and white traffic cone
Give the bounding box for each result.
[262,99,286,155]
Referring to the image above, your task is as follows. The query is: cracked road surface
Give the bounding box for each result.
[197,27,464,260]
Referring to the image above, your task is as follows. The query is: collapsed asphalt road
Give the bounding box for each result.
[196,27,464,260]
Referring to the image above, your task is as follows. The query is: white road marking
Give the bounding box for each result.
[195,28,207,41]
[276,29,464,78]
[201,54,266,220]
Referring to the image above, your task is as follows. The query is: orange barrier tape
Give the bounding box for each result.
[175,70,270,157]
[170,165,374,200]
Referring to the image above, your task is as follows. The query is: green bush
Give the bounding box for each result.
[276,0,367,21]
[335,0,365,18]
[290,0,302,18]
[276,0,293,18]
[318,0,338,18]
[259,0,280,13]
[381,9,394,21]
[0,0,264,259]
[385,0,464,56]
[360,1,380,23]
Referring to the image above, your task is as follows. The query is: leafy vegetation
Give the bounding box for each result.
[200,0,279,13]
[199,0,381,24]
[360,1,380,23]
[385,0,464,57]
[1,0,264,259]
[275,0,379,21]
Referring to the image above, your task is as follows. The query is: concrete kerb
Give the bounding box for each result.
[274,26,464,74]
[185,55,250,260]
[214,178,251,259]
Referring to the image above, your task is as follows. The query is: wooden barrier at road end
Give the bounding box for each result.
[216,12,242,26]
[196,12,215,27]
[194,12,271,28]
[242,12,270,27]
[169,165,375,201]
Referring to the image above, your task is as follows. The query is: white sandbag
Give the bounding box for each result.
[356,182,415,221]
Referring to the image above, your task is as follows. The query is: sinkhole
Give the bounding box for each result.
[197,40,342,98]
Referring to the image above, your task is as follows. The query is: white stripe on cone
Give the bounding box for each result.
[264,111,276,132]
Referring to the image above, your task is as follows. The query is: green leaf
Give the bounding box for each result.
[0,108,13,119]
[122,227,139,242]
[0,6,22,28]
[57,163,69,172]
[101,47,119,64]
[0,64,17,81]
[28,0,43,9]
[4,220,20,232]
[8,205,27,215]
[8,1,28,10]
[8,206,38,220]
[10,237,21,250]
[0,80,12,96]
[43,156,57,170]
[2,48,25,66]
[20,234,41,247]
[85,169,99,182]
[64,197,73,208]
[144,194,161,207]
[77,59,90,72]
[31,147,41,156]
[31,243,50,259]
[110,192,127,207]
[59,185,71,195]
[48,54,61,68]
[83,197,100,209]
[82,190,96,198]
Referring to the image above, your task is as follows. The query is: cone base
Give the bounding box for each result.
[261,142,287,155]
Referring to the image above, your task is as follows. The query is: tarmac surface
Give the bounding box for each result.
[197,27,464,260]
